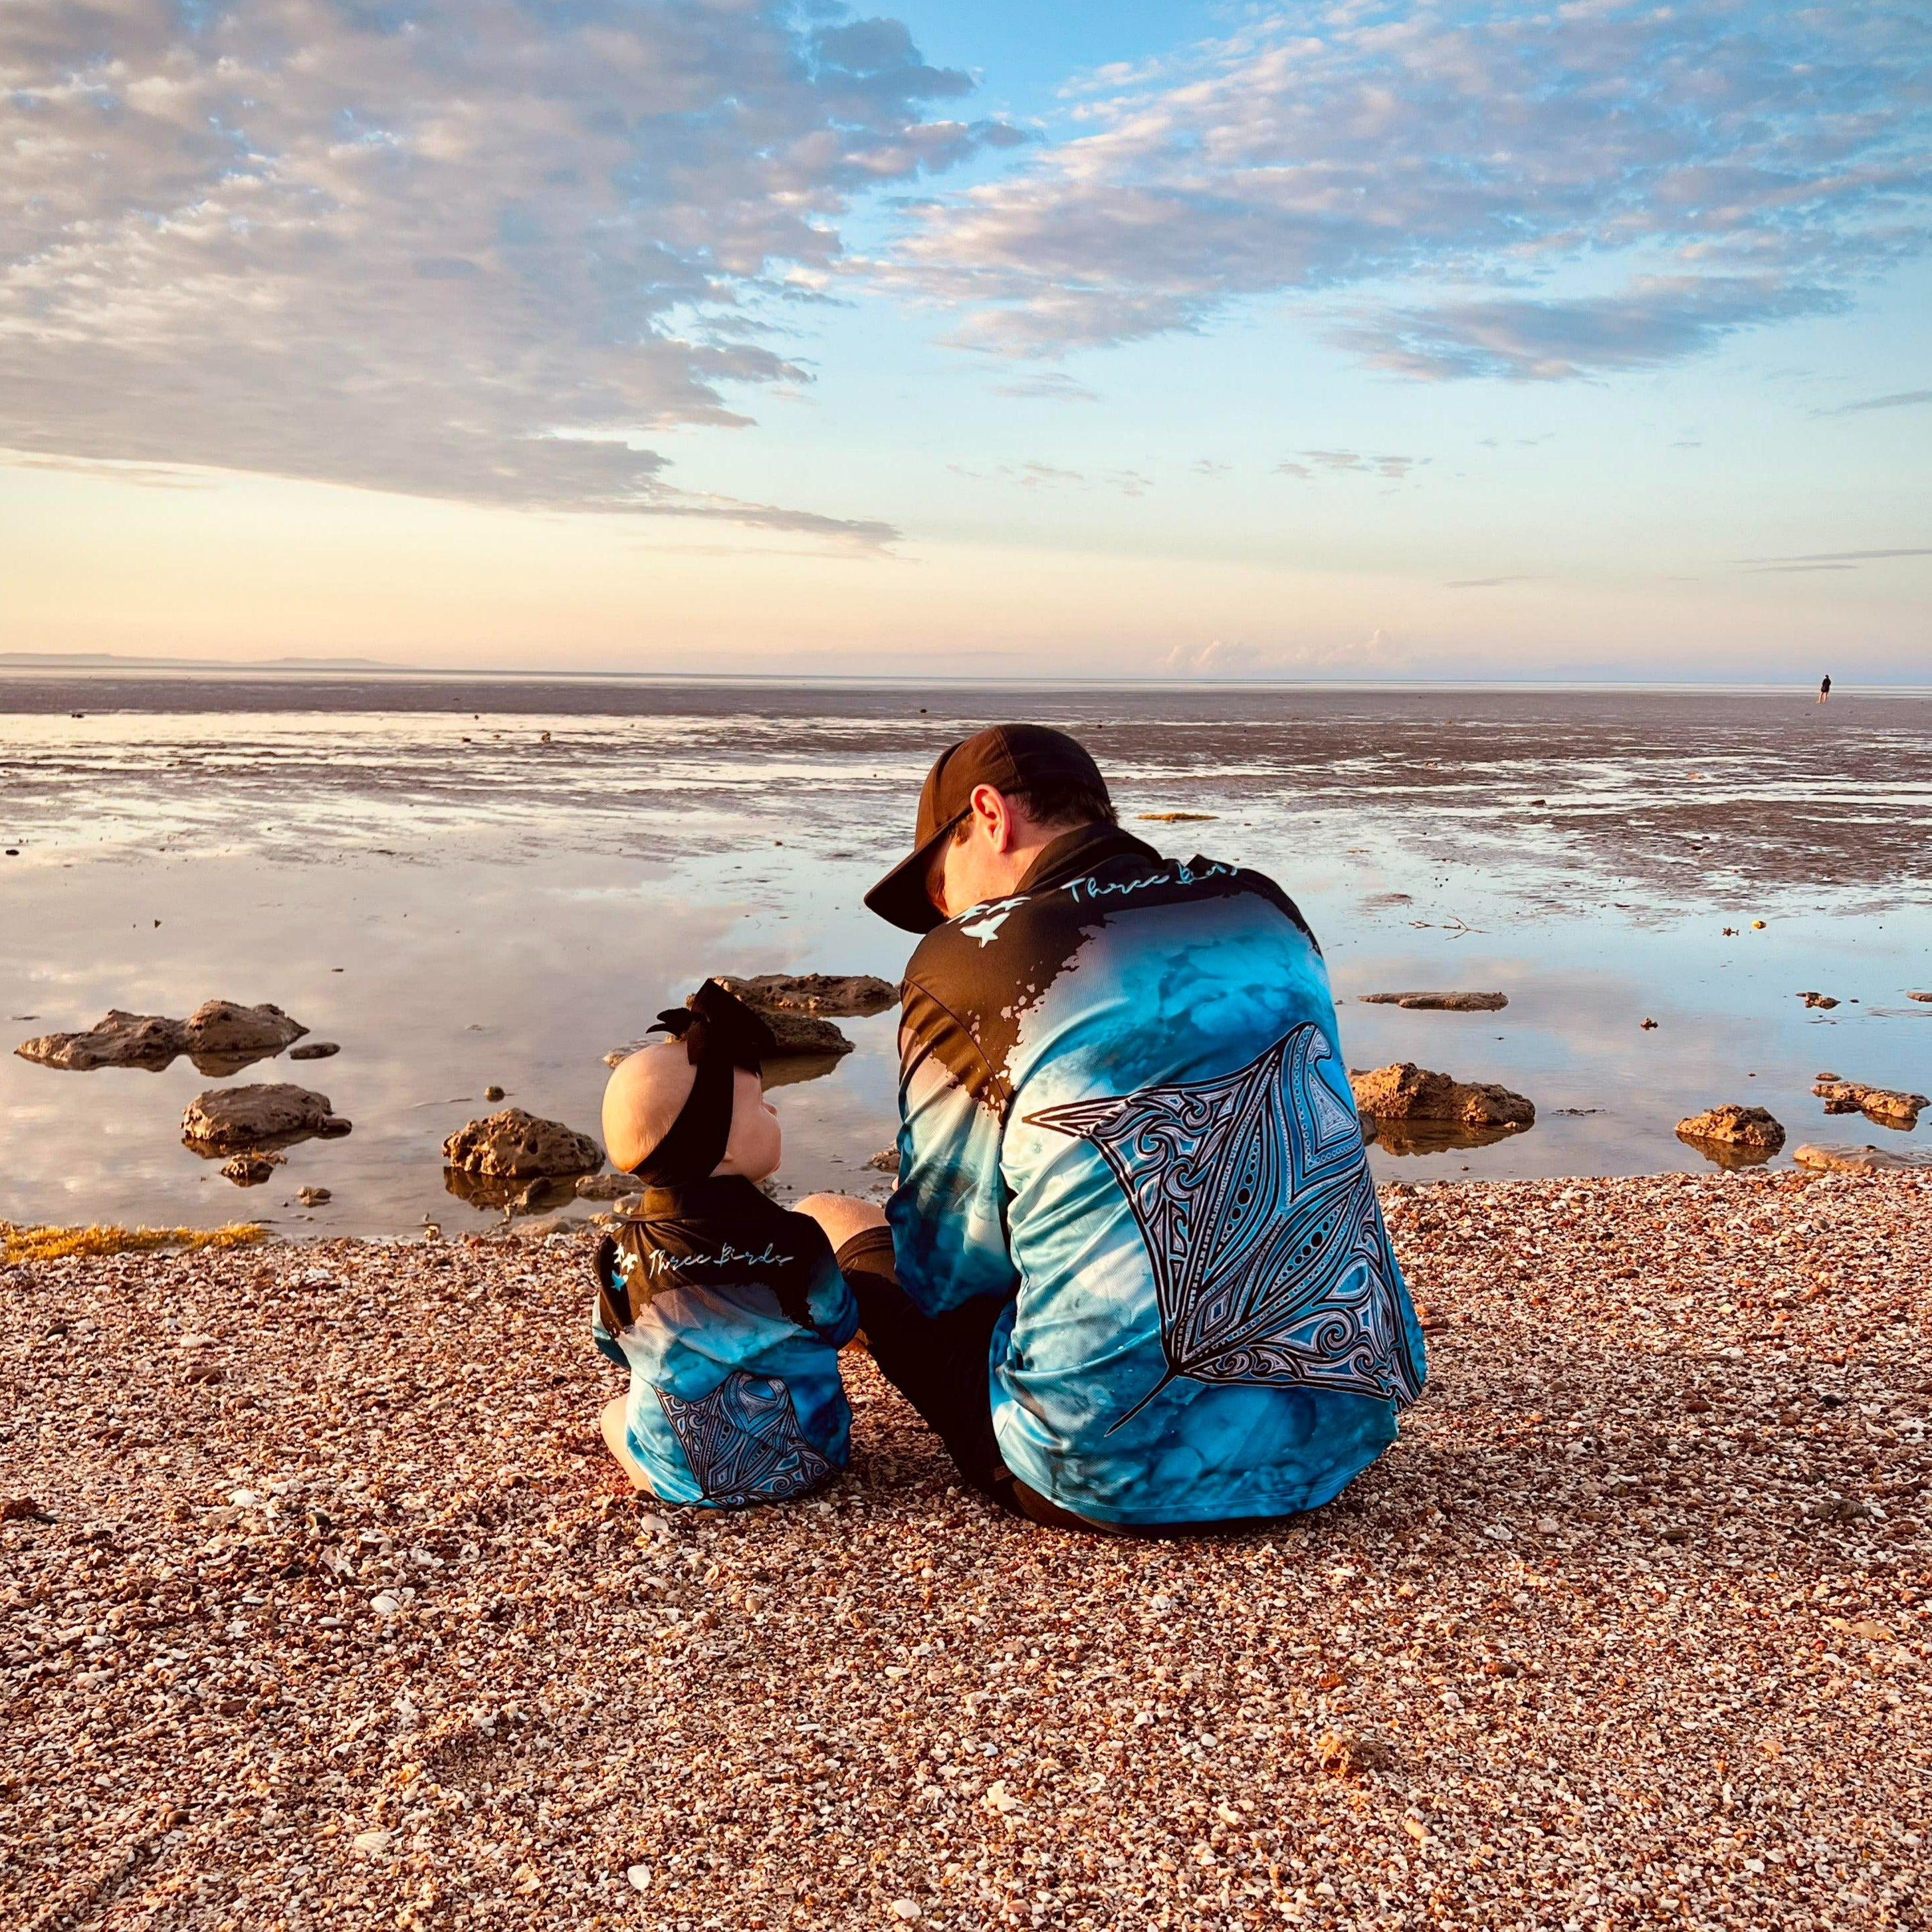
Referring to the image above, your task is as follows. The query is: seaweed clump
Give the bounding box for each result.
[0,1222,268,1266]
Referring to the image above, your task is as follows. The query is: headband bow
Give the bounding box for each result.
[625,978,779,1186]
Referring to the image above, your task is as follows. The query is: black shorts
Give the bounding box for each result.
[834,1228,1302,1541]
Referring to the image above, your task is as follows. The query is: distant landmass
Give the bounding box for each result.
[0,652,413,670]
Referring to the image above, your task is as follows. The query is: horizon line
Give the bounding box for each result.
[0,653,1925,696]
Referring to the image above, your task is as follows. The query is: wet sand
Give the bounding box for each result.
[3,1169,1926,1931]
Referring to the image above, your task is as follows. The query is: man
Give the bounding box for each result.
[802,723,1424,1534]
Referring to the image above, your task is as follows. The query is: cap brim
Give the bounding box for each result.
[863,821,956,934]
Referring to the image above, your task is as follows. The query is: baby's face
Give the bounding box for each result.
[718,1066,782,1182]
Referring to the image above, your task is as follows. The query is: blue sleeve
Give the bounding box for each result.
[791,1214,861,1349]
[816,1276,861,1350]
[591,1296,628,1370]
[885,1032,1020,1318]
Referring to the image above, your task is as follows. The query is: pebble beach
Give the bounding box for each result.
[3,1170,1927,1931]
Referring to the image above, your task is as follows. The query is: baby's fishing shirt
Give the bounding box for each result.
[592,1176,858,1507]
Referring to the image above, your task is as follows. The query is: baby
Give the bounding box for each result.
[591,978,858,1507]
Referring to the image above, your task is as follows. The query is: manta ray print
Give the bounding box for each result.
[1027,1023,1422,1430]
[657,1369,833,1505]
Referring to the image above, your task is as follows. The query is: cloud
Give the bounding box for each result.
[1817,389,1932,415]
[945,457,1148,495]
[990,371,1100,401]
[1741,546,1932,571]
[0,0,998,528]
[1164,630,1404,676]
[1338,279,1845,381]
[889,3,1932,378]
[1277,449,1424,479]
[1013,461,1085,490]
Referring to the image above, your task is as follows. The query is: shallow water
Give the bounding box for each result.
[3,677,1929,1237]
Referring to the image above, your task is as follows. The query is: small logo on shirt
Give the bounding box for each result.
[645,1241,792,1277]
[957,895,1029,946]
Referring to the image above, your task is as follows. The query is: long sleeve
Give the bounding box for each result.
[885,980,1021,1317]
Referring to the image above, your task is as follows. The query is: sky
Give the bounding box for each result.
[1,0,1928,681]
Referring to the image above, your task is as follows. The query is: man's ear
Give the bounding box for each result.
[971,782,1018,853]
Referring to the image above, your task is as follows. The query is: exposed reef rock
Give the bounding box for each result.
[17,1010,184,1071]
[1677,1105,1786,1150]
[221,1152,286,1186]
[1348,1063,1535,1132]
[574,1172,638,1201]
[442,1107,602,1181]
[715,973,898,1019]
[185,1001,308,1063]
[603,974,882,1068]
[182,1084,348,1150]
[706,978,856,1057]
[1812,1077,1927,1129]
[1360,992,1508,1012]
[18,1000,308,1075]
[1676,1105,1786,1168]
[1793,1141,1932,1174]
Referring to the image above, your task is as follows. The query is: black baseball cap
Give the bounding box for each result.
[864,723,1111,934]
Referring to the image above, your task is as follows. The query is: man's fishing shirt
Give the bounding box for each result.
[593,1177,859,1508]
[887,824,1426,1527]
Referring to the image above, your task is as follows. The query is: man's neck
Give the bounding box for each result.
[1013,819,1146,895]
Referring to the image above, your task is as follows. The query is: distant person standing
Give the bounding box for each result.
[1818,675,1832,704]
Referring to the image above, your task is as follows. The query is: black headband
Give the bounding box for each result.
[625,978,779,1186]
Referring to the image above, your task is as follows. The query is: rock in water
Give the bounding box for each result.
[574,1172,636,1200]
[1676,1105,1786,1159]
[604,976,863,1065]
[1812,1077,1928,1128]
[705,979,853,1057]
[1798,991,1840,1010]
[289,1041,340,1061]
[221,1151,286,1186]
[1348,1063,1535,1130]
[1908,991,1932,1004]
[443,1107,602,1180]
[17,1010,187,1070]
[183,1000,307,1058]
[1793,1141,1932,1174]
[297,1186,332,1206]
[867,1147,901,1174]
[1359,992,1509,1012]
[17,1000,308,1074]
[183,1085,347,1149]
[716,973,898,1018]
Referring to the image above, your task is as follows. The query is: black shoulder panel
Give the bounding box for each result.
[900,851,1317,1111]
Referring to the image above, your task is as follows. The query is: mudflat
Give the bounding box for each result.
[3,1169,1926,1930]
[4,681,1931,1230]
